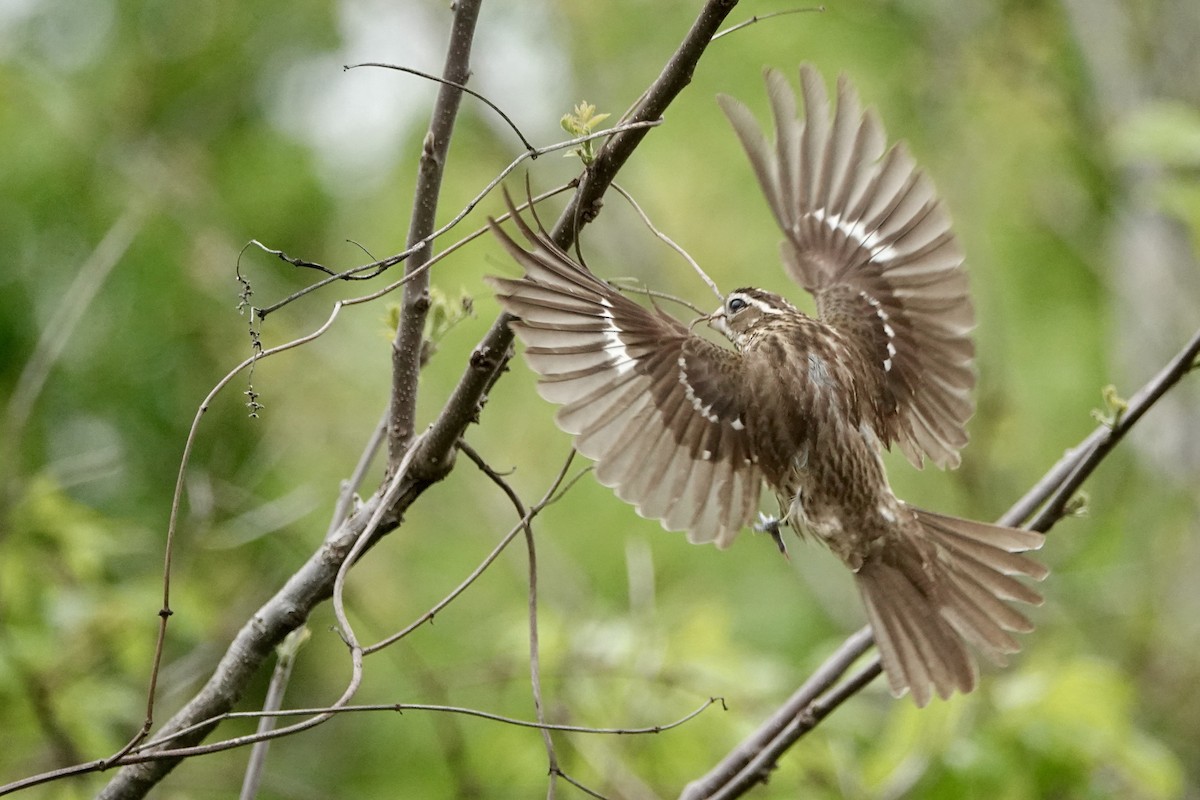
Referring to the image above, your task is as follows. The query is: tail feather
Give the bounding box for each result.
[859,561,976,707]
[855,508,1047,706]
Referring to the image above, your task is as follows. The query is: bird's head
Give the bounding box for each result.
[708,288,799,348]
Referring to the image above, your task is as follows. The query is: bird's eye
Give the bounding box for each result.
[727,296,748,313]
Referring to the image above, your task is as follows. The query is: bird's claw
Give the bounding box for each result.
[755,512,789,558]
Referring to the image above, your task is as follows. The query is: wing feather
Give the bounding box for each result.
[488,204,763,546]
[722,66,977,469]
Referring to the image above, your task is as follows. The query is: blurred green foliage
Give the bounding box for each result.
[1,1,1198,798]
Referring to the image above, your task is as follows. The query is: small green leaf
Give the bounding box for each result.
[1089,384,1128,429]
[560,100,612,165]
[1063,490,1089,517]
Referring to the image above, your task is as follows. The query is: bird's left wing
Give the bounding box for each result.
[488,209,762,547]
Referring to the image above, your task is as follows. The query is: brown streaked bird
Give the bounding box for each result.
[487,65,1047,707]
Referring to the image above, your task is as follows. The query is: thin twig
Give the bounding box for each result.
[347,183,576,328]
[710,7,825,42]
[147,696,726,749]
[364,447,577,655]
[458,439,560,797]
[249,121,660,319]
[346,62,535,152]
[611,182,723,300]
[238,627,309,800]
[96,297,356,777]
[608,279,711,317]
[326,409,389,540]
[332,430,430,658]
[555,770,611,800]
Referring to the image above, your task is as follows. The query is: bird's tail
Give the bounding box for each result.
[853,508,1048,706]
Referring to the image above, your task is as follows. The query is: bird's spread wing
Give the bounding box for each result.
[488,208,762,547]
[718,66,974,469]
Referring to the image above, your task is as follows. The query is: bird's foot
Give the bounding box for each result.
[755,512,789,558]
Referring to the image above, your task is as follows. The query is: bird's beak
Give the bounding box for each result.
[707,307,732,339]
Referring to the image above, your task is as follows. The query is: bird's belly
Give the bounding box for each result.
[777,461,894,570]
[783,488,843,544]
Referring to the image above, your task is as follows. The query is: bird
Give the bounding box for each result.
[486,65,1047,707]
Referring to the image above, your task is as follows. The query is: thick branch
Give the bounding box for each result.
[681,325,1200,800]
[388,0,483,470]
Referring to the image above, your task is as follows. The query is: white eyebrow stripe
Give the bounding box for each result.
[727,291,794,317]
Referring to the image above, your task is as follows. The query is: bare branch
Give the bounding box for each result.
[345,61,535,152]
[1012,326,1200,531]
[611,182,722,301]
[388,0,484,466]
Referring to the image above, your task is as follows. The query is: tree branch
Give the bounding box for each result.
[387,0,483,468]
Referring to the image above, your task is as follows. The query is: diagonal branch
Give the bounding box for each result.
[681,325,1200,800]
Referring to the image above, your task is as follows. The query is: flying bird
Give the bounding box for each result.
[487,65,1047,706]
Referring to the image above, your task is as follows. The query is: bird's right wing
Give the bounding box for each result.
[488,206,762,547]
[719,66,975,470]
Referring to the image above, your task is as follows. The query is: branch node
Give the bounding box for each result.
[469,346,500,372]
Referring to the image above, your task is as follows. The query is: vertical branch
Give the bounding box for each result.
[388,0,484,470]
[237,627,308,800]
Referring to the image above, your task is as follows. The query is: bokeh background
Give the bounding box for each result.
[2,1,1198,797]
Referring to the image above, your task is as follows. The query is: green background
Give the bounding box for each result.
[2,1,1198,797]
